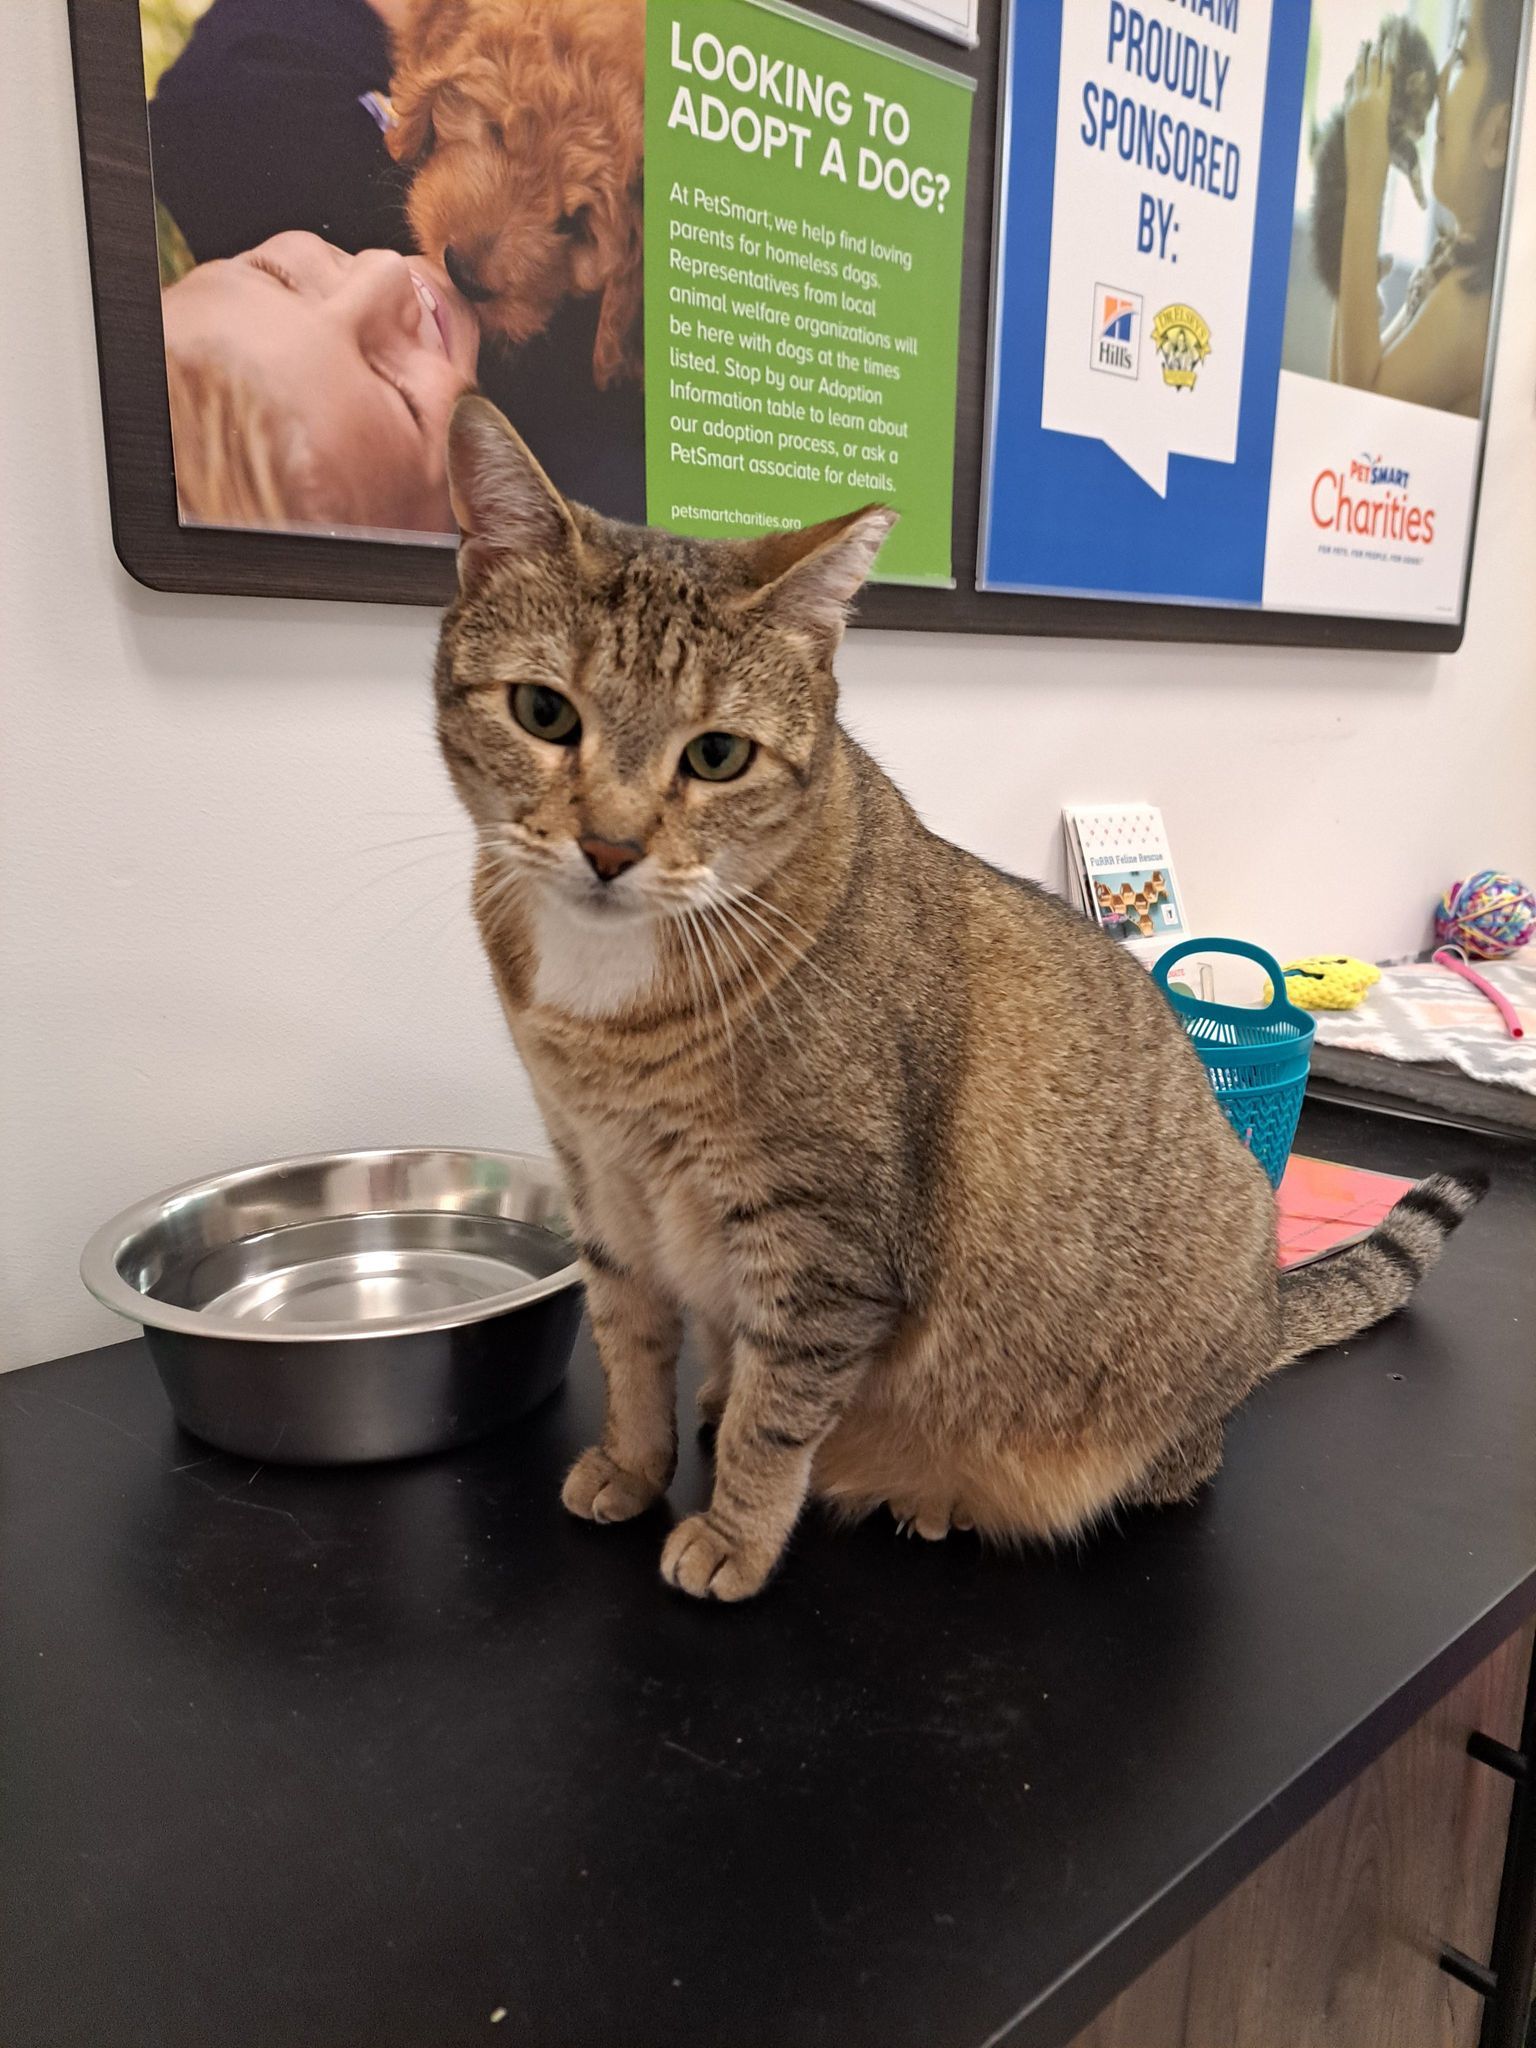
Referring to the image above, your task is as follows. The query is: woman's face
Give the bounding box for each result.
[162,233,480,533]
[1433,0,1507,227]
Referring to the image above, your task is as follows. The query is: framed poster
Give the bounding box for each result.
[72,0,1525,643]
[848,0,981,49]
[72,0,970,609]
[981,0,1531,642]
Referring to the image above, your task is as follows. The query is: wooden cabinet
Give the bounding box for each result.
[1068,1622,1533,2048]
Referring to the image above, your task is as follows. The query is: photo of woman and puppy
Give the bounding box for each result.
[1280,0,1521,416]
[143,0,647,541]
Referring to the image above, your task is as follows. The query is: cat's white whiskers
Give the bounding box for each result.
[696,901,780,1054]
[474,859,526,938]
[476,845,556,955]
[675,905,710,1033]
[724,888,842,996]
[314,843,476,938]
[334,827,477,864]
[358,806,471,820]
[711,891,800,974]
[671,909,710,1048]
[731,886,828,953]
[685,906,740,1102]
[703,893,799,1046]
[364,867,480,956]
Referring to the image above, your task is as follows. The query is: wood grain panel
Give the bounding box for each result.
[1067,1622,1533,2048]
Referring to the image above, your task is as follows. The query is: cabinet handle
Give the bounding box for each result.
[1445,1662,1536,2048]
[1440,1943,1498,2001]
[1468,1730,1531,1784]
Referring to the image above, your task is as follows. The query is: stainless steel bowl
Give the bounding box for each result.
[81,1148,584,1465]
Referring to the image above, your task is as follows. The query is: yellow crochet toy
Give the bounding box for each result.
[1262,956,1381,1010]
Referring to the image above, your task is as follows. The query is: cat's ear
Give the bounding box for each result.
[738,505,898,638]
[446,394,580,591]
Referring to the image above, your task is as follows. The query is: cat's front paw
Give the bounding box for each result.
[659,1512,776,1602]
[561,1447,665,1524]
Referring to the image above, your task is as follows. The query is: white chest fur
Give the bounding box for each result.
[528,892,660,1018]
[519,893,734,1328]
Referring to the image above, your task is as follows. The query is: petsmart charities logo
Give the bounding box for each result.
[1150,303,1211,390]
[1091,283,1142,379]
[1311,452,1436,545]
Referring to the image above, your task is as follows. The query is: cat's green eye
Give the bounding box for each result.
[510,684,581,745]
[682,732,754,783]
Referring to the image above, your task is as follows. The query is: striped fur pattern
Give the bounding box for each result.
[433,396,1488,1602]
[1275,1173,1489,1368]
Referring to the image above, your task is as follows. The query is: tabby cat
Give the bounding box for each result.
[434,394,1485,1602]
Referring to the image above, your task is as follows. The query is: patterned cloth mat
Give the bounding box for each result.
[1310,957,1536,1095]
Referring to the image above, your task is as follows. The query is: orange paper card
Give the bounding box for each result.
[1275,1155,1417,1271]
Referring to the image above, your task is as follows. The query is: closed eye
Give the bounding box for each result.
[247,258,421,426]
[372,360,424,429]
[247,255,299,291]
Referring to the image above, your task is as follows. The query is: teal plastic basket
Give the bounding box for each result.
[1152,939,1316,1189]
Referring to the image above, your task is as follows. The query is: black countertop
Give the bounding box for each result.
[4,1102,1535,2048]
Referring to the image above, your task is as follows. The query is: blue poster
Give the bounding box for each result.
[979,0,1525,625]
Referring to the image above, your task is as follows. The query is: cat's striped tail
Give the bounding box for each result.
[1273,1172,1490,1370]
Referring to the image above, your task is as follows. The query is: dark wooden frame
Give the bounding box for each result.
[68,0,1514,646]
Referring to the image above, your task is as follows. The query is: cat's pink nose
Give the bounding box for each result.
[578,836,644,883]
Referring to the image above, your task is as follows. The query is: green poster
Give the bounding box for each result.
[645,0,973,586]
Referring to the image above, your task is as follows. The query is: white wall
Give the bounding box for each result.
[3,5,1534,1372]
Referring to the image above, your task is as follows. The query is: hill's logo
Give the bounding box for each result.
[1150,304,1211,390]
[1091,283,1142,379]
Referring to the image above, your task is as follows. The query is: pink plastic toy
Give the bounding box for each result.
[1433,946,1525,1040]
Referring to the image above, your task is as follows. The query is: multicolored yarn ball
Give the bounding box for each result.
[1434,871,1536,960]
